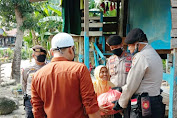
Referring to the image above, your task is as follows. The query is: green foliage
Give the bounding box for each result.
[88,0,117,17]
[0,48,14,62]
[21,48,32,60]
[0,0,16,28]
[162,59,166,71]
[23,31,33,48]
[0,0,34,30]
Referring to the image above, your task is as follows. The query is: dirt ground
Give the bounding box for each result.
[0,60,34,118]
[0,86,25,118]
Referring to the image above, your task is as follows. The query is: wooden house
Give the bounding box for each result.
[30,0,177,117]
[0,28,16,47]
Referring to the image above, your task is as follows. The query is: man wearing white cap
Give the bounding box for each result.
[31,33,101,118]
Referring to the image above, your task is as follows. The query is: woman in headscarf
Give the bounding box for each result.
[93,65,115,96]
[93,65,115,118]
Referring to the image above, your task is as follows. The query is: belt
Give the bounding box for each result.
[131,94,161,100]
[149,95,162,101]
[27,95,31,99]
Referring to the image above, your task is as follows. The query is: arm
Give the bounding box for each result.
[88,111,101,118]
[79,65,100,117]
[31,76,46,118]
[21,68,28,94]
[119,54,149,108]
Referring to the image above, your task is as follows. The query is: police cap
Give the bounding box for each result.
[32,45,47,54]
[106,35,122,46]
[125,28,147,44]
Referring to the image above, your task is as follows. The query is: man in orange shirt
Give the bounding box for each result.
[31,32,101,118]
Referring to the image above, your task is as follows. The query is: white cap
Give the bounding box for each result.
[51,32,74,49]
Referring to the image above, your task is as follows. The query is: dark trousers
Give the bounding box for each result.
[25,99,34,118]
[130,95,165,118]
[114,101,131,118]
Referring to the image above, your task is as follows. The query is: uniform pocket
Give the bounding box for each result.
[124,62,131,73]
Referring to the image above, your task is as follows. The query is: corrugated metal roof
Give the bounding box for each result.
[5,29,17,37]
[0,28,17,37]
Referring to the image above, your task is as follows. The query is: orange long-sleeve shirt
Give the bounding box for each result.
[31,57,99,118]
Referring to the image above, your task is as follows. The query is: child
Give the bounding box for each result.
[93,65,115,118]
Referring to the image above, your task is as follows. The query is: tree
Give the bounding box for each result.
[25,1,62,50]
[0,0,34,83]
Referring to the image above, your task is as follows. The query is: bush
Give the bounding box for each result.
[0,48,14,63]
[21,48,32,60]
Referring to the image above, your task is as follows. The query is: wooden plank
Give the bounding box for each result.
[119,0,124,36]
[171,0,177,7]
[171,29,177,38]
[103,17,118,22]
[171,8,177,29]
[172,48,177,117]
[81,23,103,28]
[81,31,102,36]
[81,17,100,20]
[84,0,89,36]
[156,50,171,54]
[103,23,118,32]
[171,38,177,48]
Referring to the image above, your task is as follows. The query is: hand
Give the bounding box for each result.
[99,104,112,115]
[112,100,123,111]
[112,87,122,92]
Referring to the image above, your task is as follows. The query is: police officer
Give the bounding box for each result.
[117,28,165,118]
[106,35,132,118]
[22,45,47,118]
[106,35,132,88]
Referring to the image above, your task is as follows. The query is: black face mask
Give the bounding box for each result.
[112,48,123,56]
[36,55,46,62]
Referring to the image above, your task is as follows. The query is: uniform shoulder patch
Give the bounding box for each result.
[110,58,115,63]
[132,57,137,66]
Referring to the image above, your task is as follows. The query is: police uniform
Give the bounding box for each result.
[106,51,132,87]
[22,64,46,118]
[119,44,165,118]
[22,45,47,118]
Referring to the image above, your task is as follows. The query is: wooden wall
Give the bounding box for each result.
[170,0,177,118]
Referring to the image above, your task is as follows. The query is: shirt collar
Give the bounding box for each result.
[51,57,69,62]
[141,44,149,52]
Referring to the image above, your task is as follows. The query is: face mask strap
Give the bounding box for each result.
[138,42,148,45]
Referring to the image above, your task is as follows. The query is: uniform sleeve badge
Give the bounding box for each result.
[110,58,115,63]
[110,69,115,75]
[132,57,136,66]
[30,68,35,71]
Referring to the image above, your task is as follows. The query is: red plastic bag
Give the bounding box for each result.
[97,89,122,115]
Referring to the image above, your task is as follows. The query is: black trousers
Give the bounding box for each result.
[25,99,34,118]
[130,95,165,118]
[114,101,131,118]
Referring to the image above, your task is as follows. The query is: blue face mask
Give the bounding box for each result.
[132,42,148,55]
[132,45,139,55]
